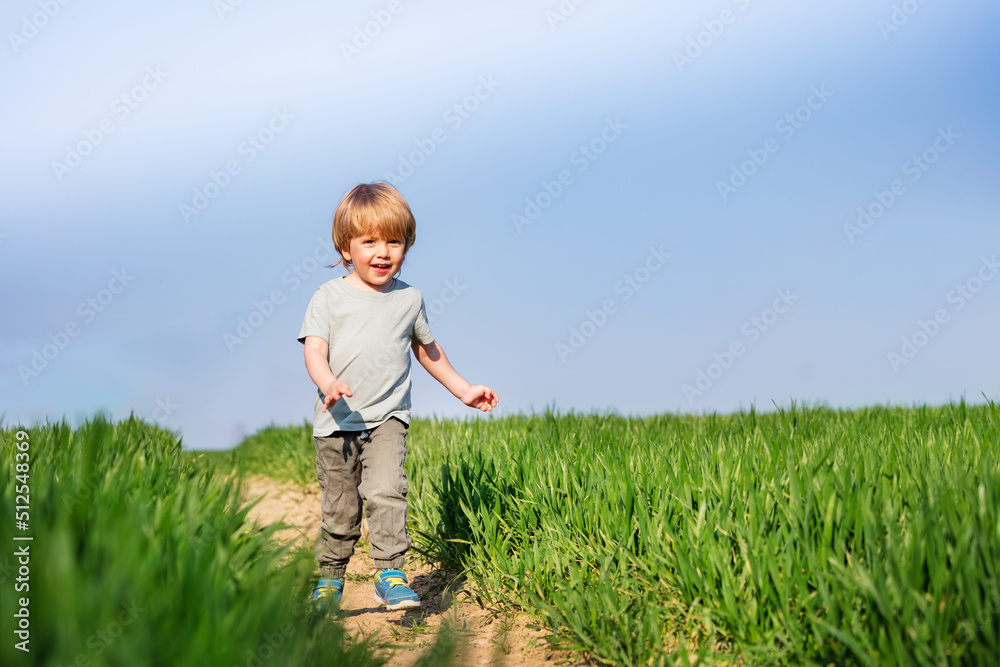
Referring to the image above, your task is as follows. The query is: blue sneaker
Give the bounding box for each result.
[374,569,421,610]
[310,578,344,612]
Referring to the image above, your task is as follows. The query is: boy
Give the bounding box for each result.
[298,182,498,611]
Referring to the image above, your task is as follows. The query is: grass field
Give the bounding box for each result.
[3,402,999,665]
[0,417,385,667]
[408,403,1000,666]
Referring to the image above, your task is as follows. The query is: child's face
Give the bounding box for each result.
[341,231,405,292]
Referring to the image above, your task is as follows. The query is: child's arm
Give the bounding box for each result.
[303,336,353,410]
[411,340,498,412]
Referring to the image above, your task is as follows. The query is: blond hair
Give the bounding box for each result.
[331,182,416,271]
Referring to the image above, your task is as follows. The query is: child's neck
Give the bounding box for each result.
[344,272,396,293]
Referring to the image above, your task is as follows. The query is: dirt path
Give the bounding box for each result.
[240,475,588,666]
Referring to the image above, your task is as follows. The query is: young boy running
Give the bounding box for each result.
[299,182,498,611]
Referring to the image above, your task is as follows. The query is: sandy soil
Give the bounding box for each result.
[240,475,592,666]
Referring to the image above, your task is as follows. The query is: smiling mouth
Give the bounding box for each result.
[372,263,391,271]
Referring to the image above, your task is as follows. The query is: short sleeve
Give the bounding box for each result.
[411,298,434,345]
[297,288,330,344]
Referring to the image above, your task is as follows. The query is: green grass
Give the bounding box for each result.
[228,421,316,487]
[407,402,1000,666]
[185,448,235,470]
[0,416,383,667]
[13,403,997,666]
[220,402,1000,665]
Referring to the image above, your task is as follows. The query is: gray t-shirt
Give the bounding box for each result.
[298,276,434,435]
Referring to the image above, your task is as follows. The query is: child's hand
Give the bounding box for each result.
[461,385,499,412]
[322,380,353,410]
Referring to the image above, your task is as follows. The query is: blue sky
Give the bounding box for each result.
[2,0,999,450]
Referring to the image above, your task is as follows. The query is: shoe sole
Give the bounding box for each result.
[374,592,421,611]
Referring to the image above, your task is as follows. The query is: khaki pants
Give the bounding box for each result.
[313,417,410,579]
